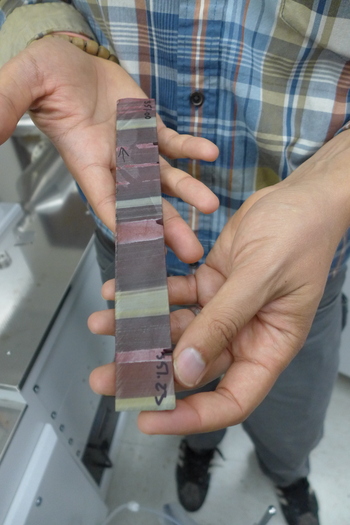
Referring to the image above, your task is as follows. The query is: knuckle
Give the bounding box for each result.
[206,310,239,348]
[186,274,197,297]
[95,192,115,213]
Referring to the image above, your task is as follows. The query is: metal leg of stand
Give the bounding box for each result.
[254,505,276,525]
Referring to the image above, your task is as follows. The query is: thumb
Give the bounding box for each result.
[0,53,41,144]
[172,272,266,388]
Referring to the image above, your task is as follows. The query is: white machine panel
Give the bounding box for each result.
[339,271,350,377]
[32,245,109,455]
[3,424,107,525]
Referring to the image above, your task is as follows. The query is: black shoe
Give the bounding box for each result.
[176,439,220,512]
[276,477,320,525]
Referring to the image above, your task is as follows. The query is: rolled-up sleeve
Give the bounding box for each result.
[0,1,95,68]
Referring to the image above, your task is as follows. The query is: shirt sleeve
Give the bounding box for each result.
[0,1,95,68]
[336,121,350,135]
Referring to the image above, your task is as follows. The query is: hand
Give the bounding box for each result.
[0,36,219,262]
[88,130,350,435]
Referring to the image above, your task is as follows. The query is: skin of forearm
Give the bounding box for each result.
[281,128,350,242]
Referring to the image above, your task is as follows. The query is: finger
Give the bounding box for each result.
[96,276,198,341]
[98,275,228,349]
[72,164,116,232]
[159,157,219,214]
[87,307,192,345]
[167,275,198,305]
[157,119,219,162]
[162,199,204,263]
[89,309,234,406]
[194,264,227,305]
[92,187,208,264]
[170,310,233,387]
[89,363,115,395]
[169,261,225,299]
[92,280,198,340]
[170,309,195,344]
[80,124,219,234]
[172,271,267,389]
[100,273,199,313]
[88,309,114,335]
[89,191,206,276]
[138,394,231,435]
[101,279,115,301]
[79,160,218,252]
[89,352,233,403]
[137,356,274,435]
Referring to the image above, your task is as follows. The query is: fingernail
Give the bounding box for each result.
[174,347,206,387]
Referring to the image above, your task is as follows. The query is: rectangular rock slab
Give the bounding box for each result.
[115,98,176,412]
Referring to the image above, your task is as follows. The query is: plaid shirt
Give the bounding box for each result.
[2,0,350,274]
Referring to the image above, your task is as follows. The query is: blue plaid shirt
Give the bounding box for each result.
[2,0,350,275]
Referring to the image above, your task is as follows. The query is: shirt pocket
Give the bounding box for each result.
[280,0,350,59]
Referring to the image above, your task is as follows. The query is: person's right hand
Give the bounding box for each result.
[0,36,219,262]
[87,128,350,435]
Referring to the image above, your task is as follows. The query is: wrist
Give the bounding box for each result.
[40,33,119,63]
[285,129,350,237]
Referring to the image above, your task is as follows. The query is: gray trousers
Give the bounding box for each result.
[95,230,346,487]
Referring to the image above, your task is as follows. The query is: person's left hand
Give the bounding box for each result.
[0,37,219,264]
[88,130,350,435]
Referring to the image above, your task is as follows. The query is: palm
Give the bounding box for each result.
[180,184,331,386]
[26,41,147,225]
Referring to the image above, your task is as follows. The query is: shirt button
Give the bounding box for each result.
[190,91,205,107]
